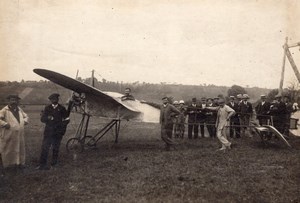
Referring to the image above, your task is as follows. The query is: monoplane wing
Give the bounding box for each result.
[33,69,160,122]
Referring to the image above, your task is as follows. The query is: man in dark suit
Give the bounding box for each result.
[227,96,241,138]
[269,94,286,134]
[255,95,271,126]
[199,97,207,138]
[187,98,200,139]
[205,98,217,138]
[283,95,296,135]
[37,93,70,170]
[160,97,180,150]
[239,94,253,137]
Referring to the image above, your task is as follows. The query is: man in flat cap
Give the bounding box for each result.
[121,87,135,101]
[227,96,241,138]
[255,95,271,126]
[160,97,180,151]
[283,94,295,135]
[187,98,200,139]
[37,93,70,170]
[0,94,29,173]
[205,98,217,138]
[199,97,207,138]
[206,99,235,151]
[238,94,253,137]
[269,94,286,134]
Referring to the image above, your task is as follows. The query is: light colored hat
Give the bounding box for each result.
[260,95,266,98]
[275,94,282,98]
[218,99,225,104]
[173,101,179,105]
[179,100,185,104]
[242,94,249,99]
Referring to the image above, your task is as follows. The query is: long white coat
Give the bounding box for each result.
[0,105,29,167]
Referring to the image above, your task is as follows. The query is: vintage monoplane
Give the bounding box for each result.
[33,67,296,151]
[33,68,160,153]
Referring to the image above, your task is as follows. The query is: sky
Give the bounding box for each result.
[0,0,300,89]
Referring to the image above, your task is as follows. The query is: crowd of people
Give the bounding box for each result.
[158,93,298,151]
[0,90,298,174]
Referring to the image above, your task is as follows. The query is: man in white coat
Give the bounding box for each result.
[0,95,29,171]
[206,99,235,151]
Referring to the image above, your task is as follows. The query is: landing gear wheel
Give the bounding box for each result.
[84,136,97,148]
[66,138,84,153]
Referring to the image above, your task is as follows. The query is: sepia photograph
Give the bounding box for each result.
[0,0,300,202]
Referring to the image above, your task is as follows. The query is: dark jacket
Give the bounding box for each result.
[255,101,271,119]
[160,104,180,125]
[227,101,240,121]
[239,101,253,117]
[41,104,68,136]
[186,104,201,123]
[205,103,217,123]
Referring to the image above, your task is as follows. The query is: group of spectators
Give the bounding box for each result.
[159,93,298,150]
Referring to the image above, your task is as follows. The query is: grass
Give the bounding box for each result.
[1,109,300,202]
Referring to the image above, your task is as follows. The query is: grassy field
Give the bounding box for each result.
[1,108,300,202]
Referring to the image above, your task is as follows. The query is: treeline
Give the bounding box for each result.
[0,79,274,105]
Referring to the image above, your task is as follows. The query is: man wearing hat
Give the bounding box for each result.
[205,98,217,138]
[255,95,271,126]
[206,99,235,151]
[227,96,241,138]
[198,97,208,138]
[213,97,220,106]
[175,100,186,138]
[0,94,29,171]
[238,94,253,137]
[283,95,295,135]
[160,97,180,150]
[121,87,135,101]
[37,93,70,170]
[187,98,200,139]
[269,94,287,134]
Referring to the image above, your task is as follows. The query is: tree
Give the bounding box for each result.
[227,85,247,97]
[267,89,278,102]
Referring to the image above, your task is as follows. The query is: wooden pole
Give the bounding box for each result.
[279,37,288,95]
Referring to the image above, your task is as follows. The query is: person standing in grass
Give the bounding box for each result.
[0,94,29,172]
[37,93,69,170]
[206,99,235,151]
[160,97,180,151]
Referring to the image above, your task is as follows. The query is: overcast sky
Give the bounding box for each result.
[0,0,299,89]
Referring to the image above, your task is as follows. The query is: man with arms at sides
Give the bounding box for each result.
[37,93,70,170]
[121,87,135,101]
[238,94,253,137]
[199,97,207,138]
[283,95,295,136]
[0,95,29,174]
[160,97,180,151]
[206,99,235,151]
[227,96,241,138]
[187,98,200,139]
[255,95,271,126]
[176,100,187,139]
[205,98,217,138]
[269,94,286,134]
